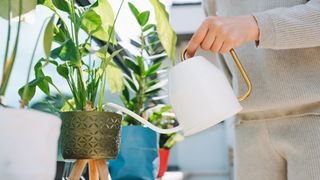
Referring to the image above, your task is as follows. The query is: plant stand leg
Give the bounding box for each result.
[89,160,99,180]
[69,159,87,180]
[96,160,109,180]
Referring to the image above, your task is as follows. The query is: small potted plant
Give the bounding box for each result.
[149,106,184,178]
[0,0,61,179]
[20,0,126,178]
[108,2,177,179]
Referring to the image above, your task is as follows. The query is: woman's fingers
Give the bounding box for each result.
[186,20,210,57]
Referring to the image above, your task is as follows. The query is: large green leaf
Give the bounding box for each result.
[0,0,37,19]
[105,64,124,93]
[81,0,115,42]
[52,0,70,12]
[44,15,55,60]
[51,39,79,63]
[149,0,177,61]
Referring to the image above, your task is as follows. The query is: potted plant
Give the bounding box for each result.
[149,106,184,178]
[19,0,130,178]
[108,2,177,179]
[0,0,61,179]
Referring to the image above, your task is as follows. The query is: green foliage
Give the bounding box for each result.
[120,3,170,125]
[20,0,123,111]
[149,106,183,149]
[148,0,177,62]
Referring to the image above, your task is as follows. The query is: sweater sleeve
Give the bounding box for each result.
[252,0,320,49]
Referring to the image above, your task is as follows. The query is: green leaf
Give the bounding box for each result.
[53,19,70,44]
[51,39,79,63]
[145,62,161,77]
[81,0,115,42]
[124,58,141,75]
[145,88,161,96]
[142,24,155,32]
[38,0,55,11]
[57,64,69,79]
[136,56,145,74]
[149,0,177,61]
[125,77,138,92]
[122,86,130,102]
[19,84,36,102]
[138,11,150,27]
[105,64,124,93]
[0,0,37,19]
[34,62,50,95]
[44,15,55,60]
[52,0,70,12]
[128,2,140,20]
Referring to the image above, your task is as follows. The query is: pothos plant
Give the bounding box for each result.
[119,2,176,125]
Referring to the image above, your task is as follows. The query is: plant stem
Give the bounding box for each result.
[3,0,11,74]
[20,17,51,108]
[0,0,23,97]
[97,0,125,111]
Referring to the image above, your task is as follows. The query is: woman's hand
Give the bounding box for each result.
[186,16,259,57]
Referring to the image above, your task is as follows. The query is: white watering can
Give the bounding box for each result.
[106,49,252,136]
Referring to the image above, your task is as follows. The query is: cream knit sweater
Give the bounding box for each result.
[202,0,320,120]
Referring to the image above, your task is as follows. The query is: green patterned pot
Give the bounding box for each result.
[60,111,122,160]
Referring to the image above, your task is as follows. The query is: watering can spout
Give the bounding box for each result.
[105,103,183,134]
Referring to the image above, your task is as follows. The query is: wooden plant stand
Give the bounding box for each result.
[68,159,110,180]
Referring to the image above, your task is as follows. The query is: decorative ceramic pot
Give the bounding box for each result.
[0,108,61,180]
[60,111,122,159]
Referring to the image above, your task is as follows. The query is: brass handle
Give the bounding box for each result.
[181,48,252,102]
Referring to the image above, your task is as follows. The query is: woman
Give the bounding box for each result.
[186,0,320,179]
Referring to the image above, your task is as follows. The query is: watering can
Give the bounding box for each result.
[106,48,252,136]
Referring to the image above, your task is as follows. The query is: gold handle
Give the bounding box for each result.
[181,48,252,101]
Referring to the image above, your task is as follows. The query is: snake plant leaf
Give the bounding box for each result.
[149,0,177,62]
[81,0,115,42]
[138,11,150,27]
[51,39,79,64]
[0,0,37,19]
[105,64,124,93]
[44,15,55,60]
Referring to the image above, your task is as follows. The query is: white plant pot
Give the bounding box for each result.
[0,108,61,180]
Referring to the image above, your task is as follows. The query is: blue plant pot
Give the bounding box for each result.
[108,126,159,180]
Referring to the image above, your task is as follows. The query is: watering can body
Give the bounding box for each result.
[106,49,251,136]
[168,56,242,136]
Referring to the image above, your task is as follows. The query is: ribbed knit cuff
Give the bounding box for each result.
[252,11,276,49]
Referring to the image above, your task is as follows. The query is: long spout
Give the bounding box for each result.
[105,103,182,134]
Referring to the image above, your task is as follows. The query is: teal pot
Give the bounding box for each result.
[108,126,159,180]
[60,111,122,160]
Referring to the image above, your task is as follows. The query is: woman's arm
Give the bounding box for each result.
[253,1,320,49]
[187,0,320,56]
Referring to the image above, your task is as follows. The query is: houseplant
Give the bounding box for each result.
[108,2,177,179]
[149,106,184,178]
[21,0,126,168]
[0,0,61,179]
